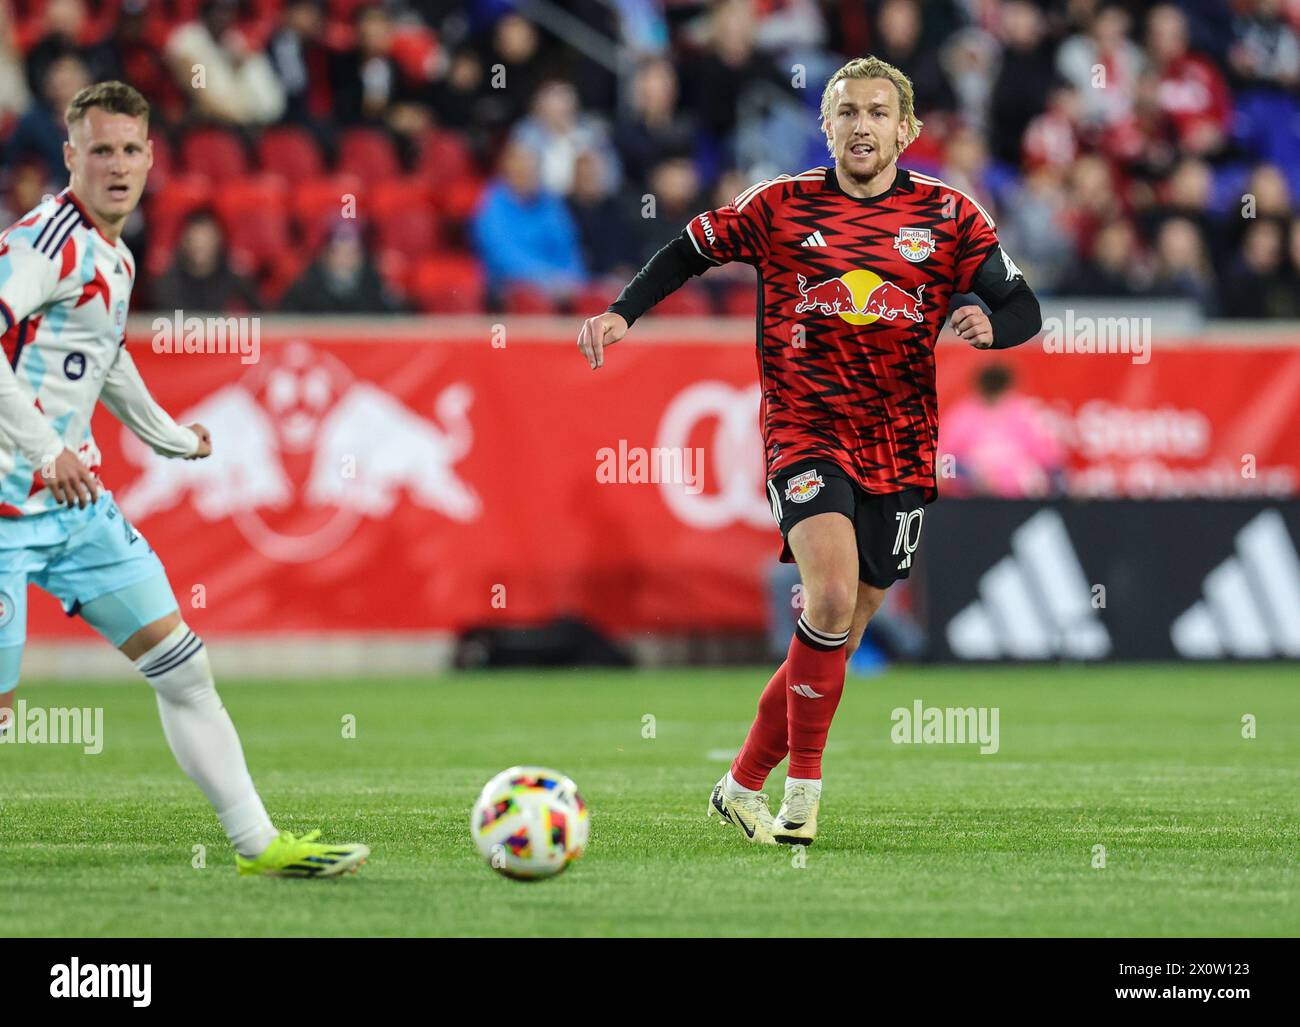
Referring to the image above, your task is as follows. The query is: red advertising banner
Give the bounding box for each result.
[22,321,1300,638]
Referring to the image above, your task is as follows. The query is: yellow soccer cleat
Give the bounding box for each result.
[773,782,819,846]
[707,777,777,845]
[236,829,370,878]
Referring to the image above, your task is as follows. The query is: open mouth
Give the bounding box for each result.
[849,142,875,158]
[107,183,131,199]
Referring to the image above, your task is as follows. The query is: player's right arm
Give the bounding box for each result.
[0,228,100,507]
[577,180,777,369]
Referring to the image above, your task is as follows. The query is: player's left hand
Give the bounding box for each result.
[951,305,994,349]
[187,423,212,459]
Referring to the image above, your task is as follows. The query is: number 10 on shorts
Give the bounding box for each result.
[893,509,924,570]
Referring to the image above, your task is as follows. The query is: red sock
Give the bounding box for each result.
[785,615,848,779]
[730,661,789,790]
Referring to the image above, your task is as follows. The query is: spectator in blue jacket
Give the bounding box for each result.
[471,141,586,303]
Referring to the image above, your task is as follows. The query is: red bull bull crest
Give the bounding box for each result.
[794,271,926,325]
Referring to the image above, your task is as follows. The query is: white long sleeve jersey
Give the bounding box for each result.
[0,189,197,518]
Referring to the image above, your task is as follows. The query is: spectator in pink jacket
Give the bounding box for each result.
[941,363,1064,498]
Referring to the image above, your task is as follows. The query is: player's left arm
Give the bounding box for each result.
[100,345,212,459]
[950,244,1042,350]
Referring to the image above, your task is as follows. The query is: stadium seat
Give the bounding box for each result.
[414,128,476,187]
[504,284,559,315]
[145,173,215,268]
[257,125,325,181]
[367,178,440,259]
[408,254,486,313]
[180,126,250,179]
[572,281,620,316]
[213,174,291,271]
[338,128,402,186]
[144,132,176,192]
[377,206,441,262]
[653,283,713,317]
[292,174,366,255]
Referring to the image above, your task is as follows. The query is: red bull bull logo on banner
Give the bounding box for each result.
[794,271,926,325]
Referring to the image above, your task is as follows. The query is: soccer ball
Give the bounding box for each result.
[470,766,589,880]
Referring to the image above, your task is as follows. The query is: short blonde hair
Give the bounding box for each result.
[820,56,923,149]
[66,81,150,128]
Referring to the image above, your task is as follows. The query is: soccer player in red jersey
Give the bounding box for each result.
[576,57,1041,845]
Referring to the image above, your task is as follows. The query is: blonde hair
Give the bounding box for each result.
[66,81,150,127]
[820,56,922,149]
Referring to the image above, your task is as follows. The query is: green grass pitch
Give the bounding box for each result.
[1,664,1296,937]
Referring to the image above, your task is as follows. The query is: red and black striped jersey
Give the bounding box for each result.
[684,165,1002,499]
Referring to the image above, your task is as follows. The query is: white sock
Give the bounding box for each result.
[724,771,757,797]
[135,624,278,858]
[785,776,822,798]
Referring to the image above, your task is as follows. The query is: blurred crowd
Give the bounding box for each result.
[2,0,1299,318]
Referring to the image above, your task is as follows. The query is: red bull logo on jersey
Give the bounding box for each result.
[893,227,936,263]
[794,271,926,326]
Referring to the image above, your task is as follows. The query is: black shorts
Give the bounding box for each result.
[766,459,927,588]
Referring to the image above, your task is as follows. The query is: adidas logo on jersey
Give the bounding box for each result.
[801,231,827,248]
[946,510,1111,660]
[1171,510,1300,658]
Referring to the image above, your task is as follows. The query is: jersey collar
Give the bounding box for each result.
[57,189,116,245]
[823,165,911,204]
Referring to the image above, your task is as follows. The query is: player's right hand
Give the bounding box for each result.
[577,312,628,370]
[42,448,99,509]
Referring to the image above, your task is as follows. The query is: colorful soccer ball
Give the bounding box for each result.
[470,766,589,880]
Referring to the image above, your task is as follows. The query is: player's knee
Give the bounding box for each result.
[802,580,857,633]
[136,623,215,704]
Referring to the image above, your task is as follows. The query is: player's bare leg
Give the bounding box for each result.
[104,607,367,876]
[0,688,13,738]
[847,581,888,655]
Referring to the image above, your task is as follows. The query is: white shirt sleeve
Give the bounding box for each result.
[0,228,69,465]
[100,345,200,457]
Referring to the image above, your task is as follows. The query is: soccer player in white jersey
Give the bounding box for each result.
[0,82,369,877]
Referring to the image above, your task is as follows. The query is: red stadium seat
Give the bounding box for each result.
[441,177,486,225]
[572,281,620,316]
[144,133,175,193]
[145,173,215,268]
[408,254,485,313]
[180,127,249,179]
[653,283,713,317]
[504,284,558,315]
[292,174,365,254]
[257,125,325,181]
[367,178,440,259]
[377,206,441,262]
[414,128,475,187]
[338,128,401,186]
[213,174,291,270]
